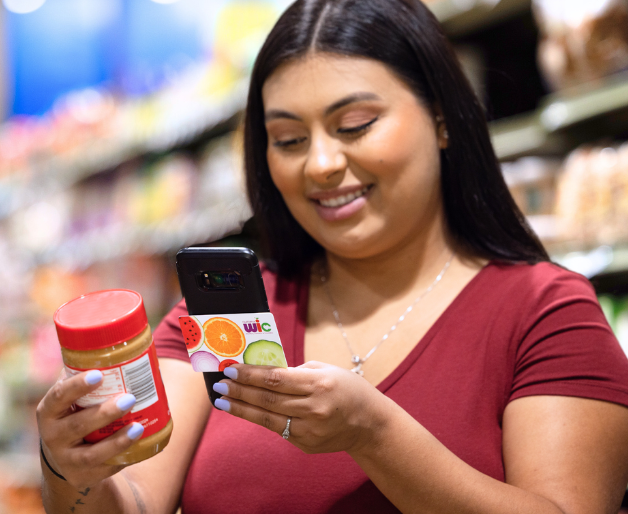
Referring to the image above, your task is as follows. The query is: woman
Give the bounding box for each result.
[37,0,628,512]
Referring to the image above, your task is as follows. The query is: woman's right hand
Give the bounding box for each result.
[36,369,145,490]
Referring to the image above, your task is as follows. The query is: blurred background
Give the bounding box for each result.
[1,0,628,512]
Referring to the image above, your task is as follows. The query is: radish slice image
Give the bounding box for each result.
[190,351,220,372]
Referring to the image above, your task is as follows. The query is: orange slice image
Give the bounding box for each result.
[203,317,246,357]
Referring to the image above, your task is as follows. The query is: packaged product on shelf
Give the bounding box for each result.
[124,154,198,226]
[502,157,560,216]
[533,0,628,91]
[501,157,561,241]
[554,143,628,247]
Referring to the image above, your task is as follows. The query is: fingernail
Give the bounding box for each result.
[126,422,144,441]
[214,398,231,412]
[212,382,229,396]
[84,370,103,386]
[116,394,136,412]
[223,367,238,380]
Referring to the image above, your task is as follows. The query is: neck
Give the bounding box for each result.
[322,221,454,304]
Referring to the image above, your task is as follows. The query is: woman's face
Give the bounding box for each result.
[262,53,447,260]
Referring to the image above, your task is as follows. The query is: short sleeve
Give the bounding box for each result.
[153,299,190,362]
[509,265,628,407]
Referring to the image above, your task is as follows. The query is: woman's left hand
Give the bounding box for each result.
[212,361,391,454]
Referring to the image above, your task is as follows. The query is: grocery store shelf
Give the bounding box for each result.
[551,245,628,280]
[490,72,628,160]
[430,0,531,36]
[539,72,628,131]
[30,200,252,270]
[0,80,247,221]
[490,113,564,160]
[553,246,614,279]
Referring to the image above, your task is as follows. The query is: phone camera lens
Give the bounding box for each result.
[226,273,239,287]
[198,271,242,291]
[211,273,225,287]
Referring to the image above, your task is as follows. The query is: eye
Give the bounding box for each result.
[272,136,307,149]
[337,117,378,136]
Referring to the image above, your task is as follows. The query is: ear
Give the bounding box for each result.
[433,104,449,150]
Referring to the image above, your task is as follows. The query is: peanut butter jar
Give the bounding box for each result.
[54,289,173,465]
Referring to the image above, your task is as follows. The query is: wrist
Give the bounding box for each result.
[348,392,399,459]
[40,439,67,481]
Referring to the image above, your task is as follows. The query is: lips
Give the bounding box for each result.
[309,184,373,222]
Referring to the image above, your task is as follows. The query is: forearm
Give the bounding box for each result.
[348,399,565,514]
[41,462,145,514]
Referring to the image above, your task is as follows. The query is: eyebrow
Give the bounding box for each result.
[264,92,382,122]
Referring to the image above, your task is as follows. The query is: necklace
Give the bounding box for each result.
[320,254,455,376]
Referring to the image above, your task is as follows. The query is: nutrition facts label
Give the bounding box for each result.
[66,350,158,413]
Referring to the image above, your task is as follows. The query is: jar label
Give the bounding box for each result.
[179,312,288,371]
[65,342,171,443]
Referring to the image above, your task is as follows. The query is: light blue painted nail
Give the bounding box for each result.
[213,382,229,396]
[116,394,136,412]
[223,367,238,380]
[84,370,103,386]
[126,423,144,441]
[214,398,231,412]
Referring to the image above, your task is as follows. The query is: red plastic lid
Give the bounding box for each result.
[54,289,148,351]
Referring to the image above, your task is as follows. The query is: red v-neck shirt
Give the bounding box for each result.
[154,261,628,514]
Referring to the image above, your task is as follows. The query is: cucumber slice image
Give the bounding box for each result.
[243,340,288,368]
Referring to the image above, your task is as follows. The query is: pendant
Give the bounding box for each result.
[351,359,364,376]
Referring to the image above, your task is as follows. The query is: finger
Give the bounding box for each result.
[62,423,144,482]
[214,396,297,438]
[55,423,144,487]
[213,380,308,417]
[38,370,104,420]
[57,393,138,445]
[298,361,329,370]
[224,364,320,395]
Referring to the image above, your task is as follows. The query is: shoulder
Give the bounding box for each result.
[482,260,597,303]
[471,261,604,345]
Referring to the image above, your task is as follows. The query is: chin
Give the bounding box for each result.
[316,234,388,260]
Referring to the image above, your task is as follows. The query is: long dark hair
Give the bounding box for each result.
[244,0,549,277]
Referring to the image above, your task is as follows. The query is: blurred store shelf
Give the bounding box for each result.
[490,72,628,160]
[552,245,615,279]
[490,113,565,160]
[0,452,44,514]
[428,0,531,36]
[549,245,628,298]
[28,200,252,271]
[539,73,628,132]
[0,79,248,221]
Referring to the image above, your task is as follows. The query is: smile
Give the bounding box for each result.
[317,186,371,208]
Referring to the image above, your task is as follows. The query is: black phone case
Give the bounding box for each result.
[176,247,270,406]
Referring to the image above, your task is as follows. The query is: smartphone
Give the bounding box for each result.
[176,247,270,406]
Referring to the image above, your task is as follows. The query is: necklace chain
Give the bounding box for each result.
[320,254,455,376]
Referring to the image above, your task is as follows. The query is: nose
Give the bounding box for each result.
[303,130,347,183]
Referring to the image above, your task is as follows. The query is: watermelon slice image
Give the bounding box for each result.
[179,316,205,352]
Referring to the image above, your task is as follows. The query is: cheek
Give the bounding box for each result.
[354,116,440,182]
[267,150,297,196]
[266,152,312,220]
